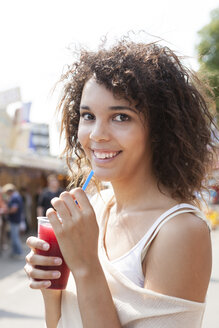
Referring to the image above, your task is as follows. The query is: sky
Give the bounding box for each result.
[0,0,218,153]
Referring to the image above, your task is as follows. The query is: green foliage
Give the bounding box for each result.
[196,8,219,114]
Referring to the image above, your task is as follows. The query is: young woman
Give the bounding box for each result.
[25,39,218,328]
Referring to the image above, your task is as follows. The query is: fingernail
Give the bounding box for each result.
[52,271,61,278]
[43,243,49,250]
[43,281,51,287]
[54,258,62,265]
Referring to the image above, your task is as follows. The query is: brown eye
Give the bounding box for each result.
[80,113,95,121]
[113,114,130,122]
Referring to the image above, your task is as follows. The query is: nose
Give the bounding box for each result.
[89,120,110,142]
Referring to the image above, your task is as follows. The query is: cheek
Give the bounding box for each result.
[120,126,148,147]
[126,128,150,158]
[77,124,88,147]
[77,128,90,159]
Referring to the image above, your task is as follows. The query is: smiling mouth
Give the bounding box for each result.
[93,150,121,160]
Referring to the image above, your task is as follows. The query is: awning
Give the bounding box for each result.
[0,147,68,173]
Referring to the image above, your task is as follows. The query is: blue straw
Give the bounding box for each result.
[74,170,94,205]
[82,170,94,191]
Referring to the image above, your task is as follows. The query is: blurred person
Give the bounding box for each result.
[20,187,32,233]
[2,183,24,259]
[0,188,8,254]
[211,185,219,204]
[37,174,64,217]
[25,37,218,327]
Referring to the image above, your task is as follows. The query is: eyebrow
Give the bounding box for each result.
[80,105,137,113]
[109,106,136,112]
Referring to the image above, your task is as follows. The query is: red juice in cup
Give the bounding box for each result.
[36,217,70,290]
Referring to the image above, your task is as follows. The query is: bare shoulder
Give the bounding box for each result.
[159,212,211,247]
[144,212,212,302]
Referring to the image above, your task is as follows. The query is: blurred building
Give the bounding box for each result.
[0,87,66,166]
[30,123,50,155]
[0,87,69,230]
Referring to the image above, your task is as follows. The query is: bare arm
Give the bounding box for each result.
[37,206,44,217]
[25,237,63,328]
[74,258,121,328]
[49,189,121,328]
[7,205,18,214]
[143,213,212,302]
[42,289,62,328]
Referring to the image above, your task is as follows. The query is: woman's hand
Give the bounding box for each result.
[24,236,63,289]
[48,188,99,280]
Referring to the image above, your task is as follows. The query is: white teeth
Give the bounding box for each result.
[94,151,119,159]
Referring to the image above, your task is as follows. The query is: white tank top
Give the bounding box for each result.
[106,203,210,288]
[58,192,209,328]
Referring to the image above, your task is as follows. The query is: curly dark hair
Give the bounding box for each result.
[57,38,218,202]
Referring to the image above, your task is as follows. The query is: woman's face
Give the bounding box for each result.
[78,78,152,183]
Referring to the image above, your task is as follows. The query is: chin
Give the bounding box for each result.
[91,167,116,182]
[93,172,112,182]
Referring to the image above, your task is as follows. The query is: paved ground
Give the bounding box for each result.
[0,233,45,328]
[0,228,219,327]
[202,228,219,327]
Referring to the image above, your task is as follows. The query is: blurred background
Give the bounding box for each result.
[0,0,218,327]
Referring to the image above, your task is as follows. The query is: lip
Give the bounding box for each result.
[91,149,122,163]
[91,148,121,152]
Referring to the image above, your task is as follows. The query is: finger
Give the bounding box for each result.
[26,252,62,267]
[24,263,61,281]
[70,188,93,212]
[46,208,63,234]
[24,264,51,289]
[26,236,50,252]
[60,191,78,213]
[29,279,51,290]
[51,197,72,220]
[50,197,80,230]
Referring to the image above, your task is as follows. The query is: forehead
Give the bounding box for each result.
[80,78,134,107]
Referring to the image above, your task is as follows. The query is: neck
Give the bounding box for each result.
[110,168,169,214]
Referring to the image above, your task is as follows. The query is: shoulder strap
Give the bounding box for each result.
[138,204,201,248]
[141,206,210,261]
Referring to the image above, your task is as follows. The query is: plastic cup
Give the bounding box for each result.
[36,217,70,290]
